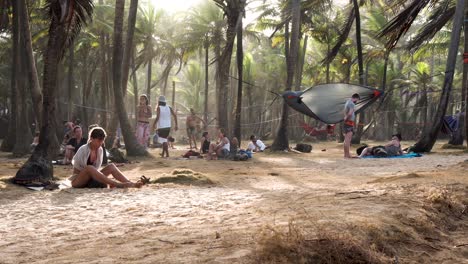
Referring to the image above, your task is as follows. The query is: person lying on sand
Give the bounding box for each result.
[69,127,144,188]
[358,133,403,158]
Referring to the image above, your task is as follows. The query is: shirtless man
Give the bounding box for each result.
[186,108,206,149]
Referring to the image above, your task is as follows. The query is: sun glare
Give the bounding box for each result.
[148,0,203,13]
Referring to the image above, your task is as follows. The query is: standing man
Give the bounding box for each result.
[186,108,206,149]
[152,96,178,157]
[343,93,360,158]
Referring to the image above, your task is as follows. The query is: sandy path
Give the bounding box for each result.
[1,142,467,263]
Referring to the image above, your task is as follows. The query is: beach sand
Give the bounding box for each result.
[0,141,467,263]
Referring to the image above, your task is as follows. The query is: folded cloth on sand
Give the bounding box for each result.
[362,153,422,159]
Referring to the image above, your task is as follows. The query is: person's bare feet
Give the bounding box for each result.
[116,182,143,188]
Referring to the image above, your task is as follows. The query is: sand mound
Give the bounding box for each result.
[152,169,215,186]
[253,222,390,264]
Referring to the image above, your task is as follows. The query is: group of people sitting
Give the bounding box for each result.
[198,129,268,160]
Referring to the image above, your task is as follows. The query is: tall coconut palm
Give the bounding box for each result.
[183,0,225,124]
[271,0,301,150]
[213,0,246,131]
[233,10,243,144]
[18,0,42,127]
[112,0,147,156]
[1,0,17,152]
[121,0,138,98]
[15,0,94,183]
[379,0,466,151]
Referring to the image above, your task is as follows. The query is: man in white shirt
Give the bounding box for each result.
[247,135,266,152]
[152,96,178,157]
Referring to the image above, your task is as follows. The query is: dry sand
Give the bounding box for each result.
[0,141,467,263]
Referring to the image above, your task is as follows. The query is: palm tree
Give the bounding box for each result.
[213,0,246,131]
[271,0,301,151]
[233,9,243,144]
[15,0,94,182]
[136,5,162,103]
[183,0,225,123]
[112,0,147,156]
[1,0,17,152]
[121,0,138,98]
[19,0,42,127]
[379,0,466,151]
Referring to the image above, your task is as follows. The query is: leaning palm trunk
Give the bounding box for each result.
[112,0,147,156]
[413,0,465,152]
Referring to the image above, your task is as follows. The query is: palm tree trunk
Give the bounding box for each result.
[31,12,64,161]
[132,51,139,126]
[99,34,108,128]
[217,1,245,130]
[1,0,18,152]
[463,0,468,147]
[112,0,147,156]
[18,0,42,127]
[204,40,209,124]
[146,60,152,103]
[122,0,138,98]
[272,0,300,150]
[414,0,465,152]
[13,48,32,156]
[351,0,365,144]
[234,16,243,144]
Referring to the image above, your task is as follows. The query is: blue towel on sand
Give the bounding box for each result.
[363,153,422,159]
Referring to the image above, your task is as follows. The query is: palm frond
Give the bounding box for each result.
[45,0,94,57]
[377,0,433,51]
[407,2,454,51]
[321,6,354,64]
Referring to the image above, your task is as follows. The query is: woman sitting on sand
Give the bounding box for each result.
[200,131,211,154]
[69,127,143,188]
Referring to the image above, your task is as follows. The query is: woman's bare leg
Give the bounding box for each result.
[71,165,123,188]
[100,163,130,183]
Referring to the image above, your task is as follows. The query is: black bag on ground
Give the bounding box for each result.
[294,143,312,153]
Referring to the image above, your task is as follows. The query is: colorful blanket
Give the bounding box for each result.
[363,153,422,159]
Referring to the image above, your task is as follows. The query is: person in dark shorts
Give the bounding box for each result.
[152,96,178,157]
[343,93,359,158]
[200,131,211,154]
[186,108,206,150]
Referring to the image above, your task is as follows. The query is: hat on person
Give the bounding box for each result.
[158,95,166,103]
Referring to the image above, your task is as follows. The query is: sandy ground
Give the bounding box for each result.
[0,141,467,263]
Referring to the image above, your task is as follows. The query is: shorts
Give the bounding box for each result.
[218,148,229,159]
[344,124,354,134]
[157,127,171,143]
[69,174,107,188]
[187,127,196,136]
